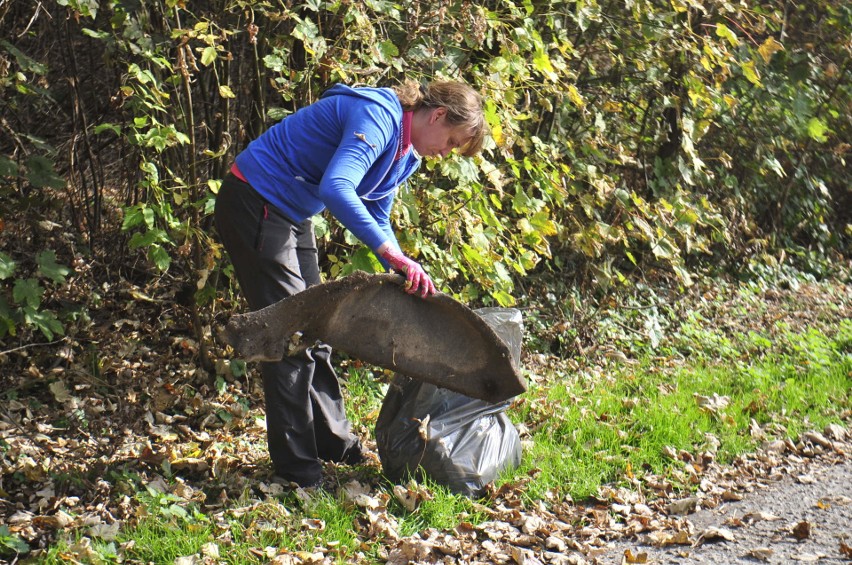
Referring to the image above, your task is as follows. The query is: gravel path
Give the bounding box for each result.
[597,456,852,564]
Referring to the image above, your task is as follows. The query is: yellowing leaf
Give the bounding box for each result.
[218,85,235,98]
[758,37,784,63]
[530,212,558,236]
[806,117,829,142]
[670,0,687,13]
[715,23,739,47]
[567,84,585,109]
[490,122,504,146]
[533,49,558,81]
[603,100,623,112]
[200,45,217,66]
[741,60,761,85]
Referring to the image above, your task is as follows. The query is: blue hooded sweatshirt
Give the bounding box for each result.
[234,84,421,252]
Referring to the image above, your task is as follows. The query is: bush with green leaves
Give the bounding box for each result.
[2,0,848,311]
[0,250,71,341]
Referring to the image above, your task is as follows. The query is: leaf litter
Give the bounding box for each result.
[0,257,850,564]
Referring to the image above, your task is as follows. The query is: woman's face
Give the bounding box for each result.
[411,107,470,158]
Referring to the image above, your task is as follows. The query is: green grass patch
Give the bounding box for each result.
[511,320,851,501]
[27,320,849,564]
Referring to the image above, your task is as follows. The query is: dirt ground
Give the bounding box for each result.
[596,449,852,564]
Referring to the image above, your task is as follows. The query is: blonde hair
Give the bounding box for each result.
[393,79,486,157]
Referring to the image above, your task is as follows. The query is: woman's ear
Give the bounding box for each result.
[429,106,448,124]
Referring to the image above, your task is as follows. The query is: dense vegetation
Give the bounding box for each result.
[1,0,849,349]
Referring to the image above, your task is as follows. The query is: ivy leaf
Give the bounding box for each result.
[533,50,558,81]
[492,289,516,307]
[0,295,16,338]
[82,27,110,39]
[529,211,558,236]
[94,123,121,135]
[348,247,383,274]
[22,306,64,340]
[806,117,829,142]
[651,237,678,260]
[566,85,585,109]
[715,23,739,47]
[0,252,16,280]
[765,156,787,177]
[0,525,30,554]
[25,155,65,189]
[13,278,43,308]
[149,244,172,271]
[439,157,479,183]
[376,40,399,62]
[0,39,48,74]
[758,37,784,63]
[0,155,18,177]
[200,46,217,66]
[461,244,488,266]
[37,250,71,284]
[741,60,761,86]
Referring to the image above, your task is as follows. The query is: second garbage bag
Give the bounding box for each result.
[375,308,524,497]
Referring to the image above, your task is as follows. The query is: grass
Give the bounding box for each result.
[25,310,851,564]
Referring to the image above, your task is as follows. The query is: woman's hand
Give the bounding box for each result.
[380,246,436,298]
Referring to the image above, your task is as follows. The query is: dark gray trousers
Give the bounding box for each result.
[214,173,358,485]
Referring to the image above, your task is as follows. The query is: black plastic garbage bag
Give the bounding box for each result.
[375,308,524,497]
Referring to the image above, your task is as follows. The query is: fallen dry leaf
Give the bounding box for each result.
[200,542,220,558]
[89,521,121,540]
[621,548,648,563]
[792,520,812,540]
[416,414,431,441]
[546,535,567,552]
[646,529,691,547]
[693,393,730,414]
[824,423,847,441]
[392,481,433,512]
[744,547,774,561]
[665,496,699,515]
[49,380,72,403]
[741,510,781,523]
[721,490,743,501]
[300,518,325,531]
[802,431,832,449]
[694,526,735,546]
[791,553,827,562]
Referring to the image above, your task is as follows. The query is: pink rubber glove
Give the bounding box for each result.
[380,247,436,298]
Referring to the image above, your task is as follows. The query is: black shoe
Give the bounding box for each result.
[341,442,366,465]
[271,474,323,489]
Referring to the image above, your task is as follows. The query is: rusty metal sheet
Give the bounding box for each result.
[220,272,526,404]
